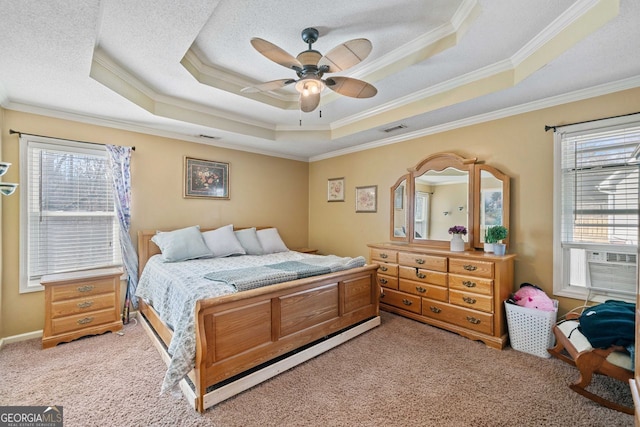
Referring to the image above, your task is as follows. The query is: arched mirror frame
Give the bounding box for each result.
[473,164,511,249]
[409,152,476,249]
[389,174,409,242]
[390,152,510,251]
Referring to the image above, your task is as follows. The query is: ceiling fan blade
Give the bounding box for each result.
[325,76,377,98]
[250,38,302,70]
[318,38,372,73]
[300,92,321,113]
[241,79,295,93]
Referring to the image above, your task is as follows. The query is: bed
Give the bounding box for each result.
[135,226,380,413]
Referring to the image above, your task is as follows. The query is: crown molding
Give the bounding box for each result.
[310,75,640,162]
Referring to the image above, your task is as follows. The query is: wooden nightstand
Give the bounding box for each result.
[42,267,123,349]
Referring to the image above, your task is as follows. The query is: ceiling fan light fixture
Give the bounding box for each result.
[295,77,325,97]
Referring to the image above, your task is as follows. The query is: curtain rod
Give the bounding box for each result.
[9,129,135,151]
[544,111,640,132]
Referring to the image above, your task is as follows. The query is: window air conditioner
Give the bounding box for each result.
[586,251,637,296]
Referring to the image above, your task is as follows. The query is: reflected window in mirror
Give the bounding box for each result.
[390,175,409,241]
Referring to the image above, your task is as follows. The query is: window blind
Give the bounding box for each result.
[560,124,640,246]
[26,140,121,281]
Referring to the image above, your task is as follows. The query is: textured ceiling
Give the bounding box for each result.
[0,0,638,161]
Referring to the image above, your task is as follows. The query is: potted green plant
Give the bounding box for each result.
[484,228,494,253]
[487,225,508,255]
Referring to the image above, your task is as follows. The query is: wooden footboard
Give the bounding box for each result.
[136,227,379,412]
[139,264,379,412]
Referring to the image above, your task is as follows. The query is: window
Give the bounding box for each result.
[20,136,121,293]
[553,115,640,299]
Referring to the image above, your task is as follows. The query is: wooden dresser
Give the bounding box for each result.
[42,267,123,349]
[368,243,516,349]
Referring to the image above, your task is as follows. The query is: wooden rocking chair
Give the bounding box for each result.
[548,312,634,414]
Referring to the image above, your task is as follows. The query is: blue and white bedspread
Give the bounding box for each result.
[135,251,365,394]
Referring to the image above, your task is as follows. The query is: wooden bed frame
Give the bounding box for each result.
[136,228,380,413]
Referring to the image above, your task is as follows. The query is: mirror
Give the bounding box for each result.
[473,164,510,249]
[390,175,408,241]
[390,152,510,251]
[414,168,469,241]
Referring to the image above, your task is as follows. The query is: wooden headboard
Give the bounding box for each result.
[137,226,272,277]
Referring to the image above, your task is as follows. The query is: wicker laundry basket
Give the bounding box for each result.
[505,300,558,358]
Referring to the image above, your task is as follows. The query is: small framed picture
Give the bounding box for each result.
[355,185,377,213]
[328,177,345,202]
[184,157,230,199]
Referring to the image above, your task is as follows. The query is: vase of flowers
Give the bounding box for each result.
[448,225,467,252]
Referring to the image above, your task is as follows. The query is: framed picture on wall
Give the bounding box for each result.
[328,177,345,202]
[481,189,503,228]
[356,185,377,213]
[184,157,230,199]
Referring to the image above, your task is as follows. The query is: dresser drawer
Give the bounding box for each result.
[399,279,447,301]
[377,274,399,290]
[449,289,493,313]
[422,299,493,335]
[398,252,447,272]
[448,258,494,279]
[50,293,116,319]
[49,277,117,302]
[370,248,398,263]
[50,308,118,336]
[380,288,421,314]
[376,263,398,276]
[448,274,493,296]
[399,266,447,287]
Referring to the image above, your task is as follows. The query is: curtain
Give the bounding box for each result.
[105,145,138,322]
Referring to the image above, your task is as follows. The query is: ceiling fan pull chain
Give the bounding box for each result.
[319,110,322,118]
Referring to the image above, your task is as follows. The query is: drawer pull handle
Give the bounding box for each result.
[379,278,388,285]
[429,306,441,314]
[416,271,426,279]
[77,285,94,293]
[416,286,426,293]
[462,280,476,288]
[380,253,388,259]
[77,317,94,325]
[462,296,477,304]
[402,299,413,306]
[380,290,385,298]
[466,316,481,325]
[463,265,477,271]
[380,266,388,272]
[415,258,425,265]
[77,301,94,309]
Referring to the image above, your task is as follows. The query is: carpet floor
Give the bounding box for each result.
[0,311,634,426]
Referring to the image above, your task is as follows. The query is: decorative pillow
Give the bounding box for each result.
[256,228,289,254]
[234,227,264,255]
[201,224,247,258]
[151,225,213,262]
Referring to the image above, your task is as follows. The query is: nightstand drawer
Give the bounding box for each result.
[50,308,118,336]
[50,293,116,319]
[48,277,117,302]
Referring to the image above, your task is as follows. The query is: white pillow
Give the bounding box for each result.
[234,227,264,255]
[201,224,246,258]
[256,228,289,254]
[151,225,213,262]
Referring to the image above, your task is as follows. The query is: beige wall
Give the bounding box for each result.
[0,110,309,338]
[309,86,640,315]
[2,87,639,338]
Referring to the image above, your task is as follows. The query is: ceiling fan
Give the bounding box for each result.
[241,27,377,112]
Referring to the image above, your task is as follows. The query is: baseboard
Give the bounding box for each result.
[0,330,43,350]
[0,311,138,350]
